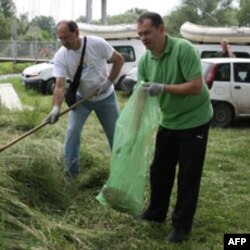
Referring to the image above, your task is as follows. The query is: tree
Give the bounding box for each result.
[107,8,147,24]
[18,26,44,41]
[16,14,29,36]
[215,7,238,26]
[165,7,200,36]
[237,0,250,26]
[30,16,56,40]
[165,0,240,37]
[0,0,16,39]
[0,0,15,18]
[180,0,237,25]
[0,12,11,39]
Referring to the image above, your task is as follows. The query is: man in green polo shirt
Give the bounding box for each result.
[136,12,213,243]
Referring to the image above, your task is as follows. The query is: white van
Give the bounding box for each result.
[22,38,145,94]
[108,38,145,89]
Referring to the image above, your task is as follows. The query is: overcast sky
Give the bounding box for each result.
[14,0,181,22]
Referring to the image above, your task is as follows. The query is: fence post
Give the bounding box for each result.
[11,39,17,63]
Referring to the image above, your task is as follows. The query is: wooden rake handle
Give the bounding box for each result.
[0,89,98,153]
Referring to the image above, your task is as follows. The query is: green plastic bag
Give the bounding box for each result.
[96,85,160,215]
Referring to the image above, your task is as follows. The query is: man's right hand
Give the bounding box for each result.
[141,83,165,96]
[45,106,61,124]
[96,79,112,96]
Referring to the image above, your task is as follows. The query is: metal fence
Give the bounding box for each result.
[0,40,60,62]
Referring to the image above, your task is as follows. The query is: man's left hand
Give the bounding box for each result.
[142,83,165,96]
[96,79,112,95]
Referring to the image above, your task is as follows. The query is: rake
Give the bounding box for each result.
[0,89,98,153]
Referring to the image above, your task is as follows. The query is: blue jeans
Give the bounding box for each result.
[64,91,119,175]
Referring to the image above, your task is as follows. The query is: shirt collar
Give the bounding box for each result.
[150,35,172,60]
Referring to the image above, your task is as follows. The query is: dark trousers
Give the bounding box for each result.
[147,122,210,232]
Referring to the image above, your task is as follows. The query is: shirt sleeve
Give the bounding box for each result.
[179,41,202,81]
[52,48,68,78]
[92,36,114,61]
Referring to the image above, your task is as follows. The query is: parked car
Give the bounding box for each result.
[108,38,145,90]
[21,38,145,95]
[202,58,250,127]
[121,58,250,127]
[117,66,137,94]
[22,60,55,94]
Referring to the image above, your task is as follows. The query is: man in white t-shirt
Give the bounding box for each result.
[46,20,124,177]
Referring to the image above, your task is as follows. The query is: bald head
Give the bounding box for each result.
[56,20,78,33]
[56,20,81,50]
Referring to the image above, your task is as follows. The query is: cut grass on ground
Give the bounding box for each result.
[0,78,249,249]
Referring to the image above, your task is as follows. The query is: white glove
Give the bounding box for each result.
[96,79,112,96]
[141,83,165,96]
[45,105,61,124]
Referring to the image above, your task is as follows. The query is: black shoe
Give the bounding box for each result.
[139,210,165,223]
[166,228,189,243]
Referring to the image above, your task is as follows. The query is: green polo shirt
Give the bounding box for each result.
[137,35,213,129]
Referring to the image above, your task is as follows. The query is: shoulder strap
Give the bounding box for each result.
[79,36,87,67]
[70,37,87,91]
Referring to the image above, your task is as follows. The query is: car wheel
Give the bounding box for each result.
[118,78,136,94]
[211,102,234,128]
[45,78,55,95]
[114,76,125,91]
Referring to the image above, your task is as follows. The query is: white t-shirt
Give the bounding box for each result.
[53,35,114,101]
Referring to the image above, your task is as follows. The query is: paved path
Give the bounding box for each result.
[0,74,21,80]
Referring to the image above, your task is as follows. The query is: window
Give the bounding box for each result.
[234,63,250,82]
[215,63,230,81]
[201,51,250,58]
[113,46,136,62]
[201,51,218,58]
[234,52,250,58]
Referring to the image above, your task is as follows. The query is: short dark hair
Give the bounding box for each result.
[137,12,164,28]
[56,20,78,32]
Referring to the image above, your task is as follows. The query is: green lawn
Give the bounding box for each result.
[0,62,32,75]
[0,78,249,250]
